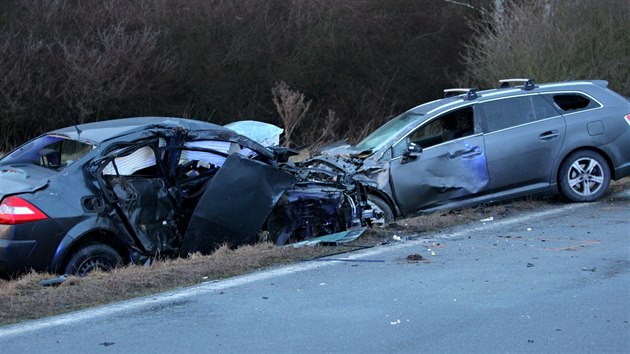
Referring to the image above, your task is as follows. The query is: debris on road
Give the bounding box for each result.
[287,227,367,248]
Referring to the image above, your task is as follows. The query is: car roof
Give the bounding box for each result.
[413,80,611,116]
[50,117,230,144]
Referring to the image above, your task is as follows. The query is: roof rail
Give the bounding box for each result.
[443,88,478,100]
[499,78,536,91]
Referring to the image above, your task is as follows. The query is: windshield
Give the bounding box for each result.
[355,111,425,152]
[0,135,95,170]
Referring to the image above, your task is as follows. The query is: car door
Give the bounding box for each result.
[389,106,490,215]
[479,94,565,194]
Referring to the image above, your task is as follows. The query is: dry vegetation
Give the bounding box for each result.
[0,0,482,151]
[2,177,628,326]
[460,0,630,94]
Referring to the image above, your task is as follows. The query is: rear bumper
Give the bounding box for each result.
[0,236,37,276]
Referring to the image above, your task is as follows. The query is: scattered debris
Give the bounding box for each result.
[480,216,494,222]
[581,267,597,272]
[287,227,367,248]
[527,263,534,268]
[390,319,401,325]
[100,342,115,347]
[406,254,424,261]
[39,275,67,287]
[527,228,533,231]
[393,235,402,241]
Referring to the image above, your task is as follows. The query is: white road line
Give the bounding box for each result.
[0,202,589,338]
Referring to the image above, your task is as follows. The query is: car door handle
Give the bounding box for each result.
[449,147,482,159]
[539,130,560,141]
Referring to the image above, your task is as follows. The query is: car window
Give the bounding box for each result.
[0,135,94,170]
[409,107,474,147]
[546,93,601,112]
[481,97,532,132]
[356,111,425,152]
[531,94,560,119]
[392,107,475,158]
[480,95,558,133]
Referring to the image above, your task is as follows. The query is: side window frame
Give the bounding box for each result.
[479,94,560,134]
[391,105,478,158]
[542,92,602,114]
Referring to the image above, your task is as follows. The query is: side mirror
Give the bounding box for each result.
[401,143,422,164]
[408,142,423,154]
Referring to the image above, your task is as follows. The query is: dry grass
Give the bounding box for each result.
[0,243,330,325]
[1,177,627,326]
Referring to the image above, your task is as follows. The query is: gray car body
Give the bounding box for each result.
[0,117,367,275]
[318,80,630,217]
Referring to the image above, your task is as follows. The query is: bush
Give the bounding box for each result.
[0,0,482,151]
[461,0,630,95]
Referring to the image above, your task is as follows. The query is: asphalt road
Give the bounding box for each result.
[1,192,629,353]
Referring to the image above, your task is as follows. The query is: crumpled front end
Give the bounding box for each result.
[84,125,372,264]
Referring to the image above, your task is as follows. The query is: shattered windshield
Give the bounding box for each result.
[355,111,425,152]
[0,135,94,170]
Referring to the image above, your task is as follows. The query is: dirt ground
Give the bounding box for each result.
[1,178,628,326]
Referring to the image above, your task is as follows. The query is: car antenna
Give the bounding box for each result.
[74,124,82,140]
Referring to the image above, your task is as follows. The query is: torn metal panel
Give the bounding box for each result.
[180,153,296,255]
[287,227,367,248]
[267,185,353,245]
[224,120,283,147]
[0,168,49,201]
[108,177,179,254]
[390,136,489,215]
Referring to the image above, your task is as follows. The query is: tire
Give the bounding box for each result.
[558,150,610,202]
[367,195,395,227]
[63,243,122,277]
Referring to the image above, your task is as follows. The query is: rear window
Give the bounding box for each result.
[549,93,601,112]
[0,135,94,170]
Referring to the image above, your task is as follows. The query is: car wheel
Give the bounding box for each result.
[558,150,610,202]
[367,195,394,227]
[63,243,122,277]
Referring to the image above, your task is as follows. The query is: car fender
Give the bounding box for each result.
[49,217,128,273]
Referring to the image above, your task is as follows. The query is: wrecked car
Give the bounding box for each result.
[311,79,630,222]
[0,117,370,276]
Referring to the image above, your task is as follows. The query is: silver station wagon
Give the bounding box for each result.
[313,79,630,222]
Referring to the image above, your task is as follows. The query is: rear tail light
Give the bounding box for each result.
[625,114,630,126]
[0,196,48,224]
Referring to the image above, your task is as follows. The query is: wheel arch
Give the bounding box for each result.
[52,229,130,274]
[364,187,399,218]
[553,146,615,187]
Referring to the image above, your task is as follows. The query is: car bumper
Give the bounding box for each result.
[0,221,63,276]
[0,236,37,276]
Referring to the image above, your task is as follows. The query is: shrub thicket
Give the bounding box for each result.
[461,0,630,95]
[0,0,483,151]
[1,1,627,153]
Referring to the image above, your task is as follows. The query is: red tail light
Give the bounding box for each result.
[625,114,630,126]
[0,196,48,224]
